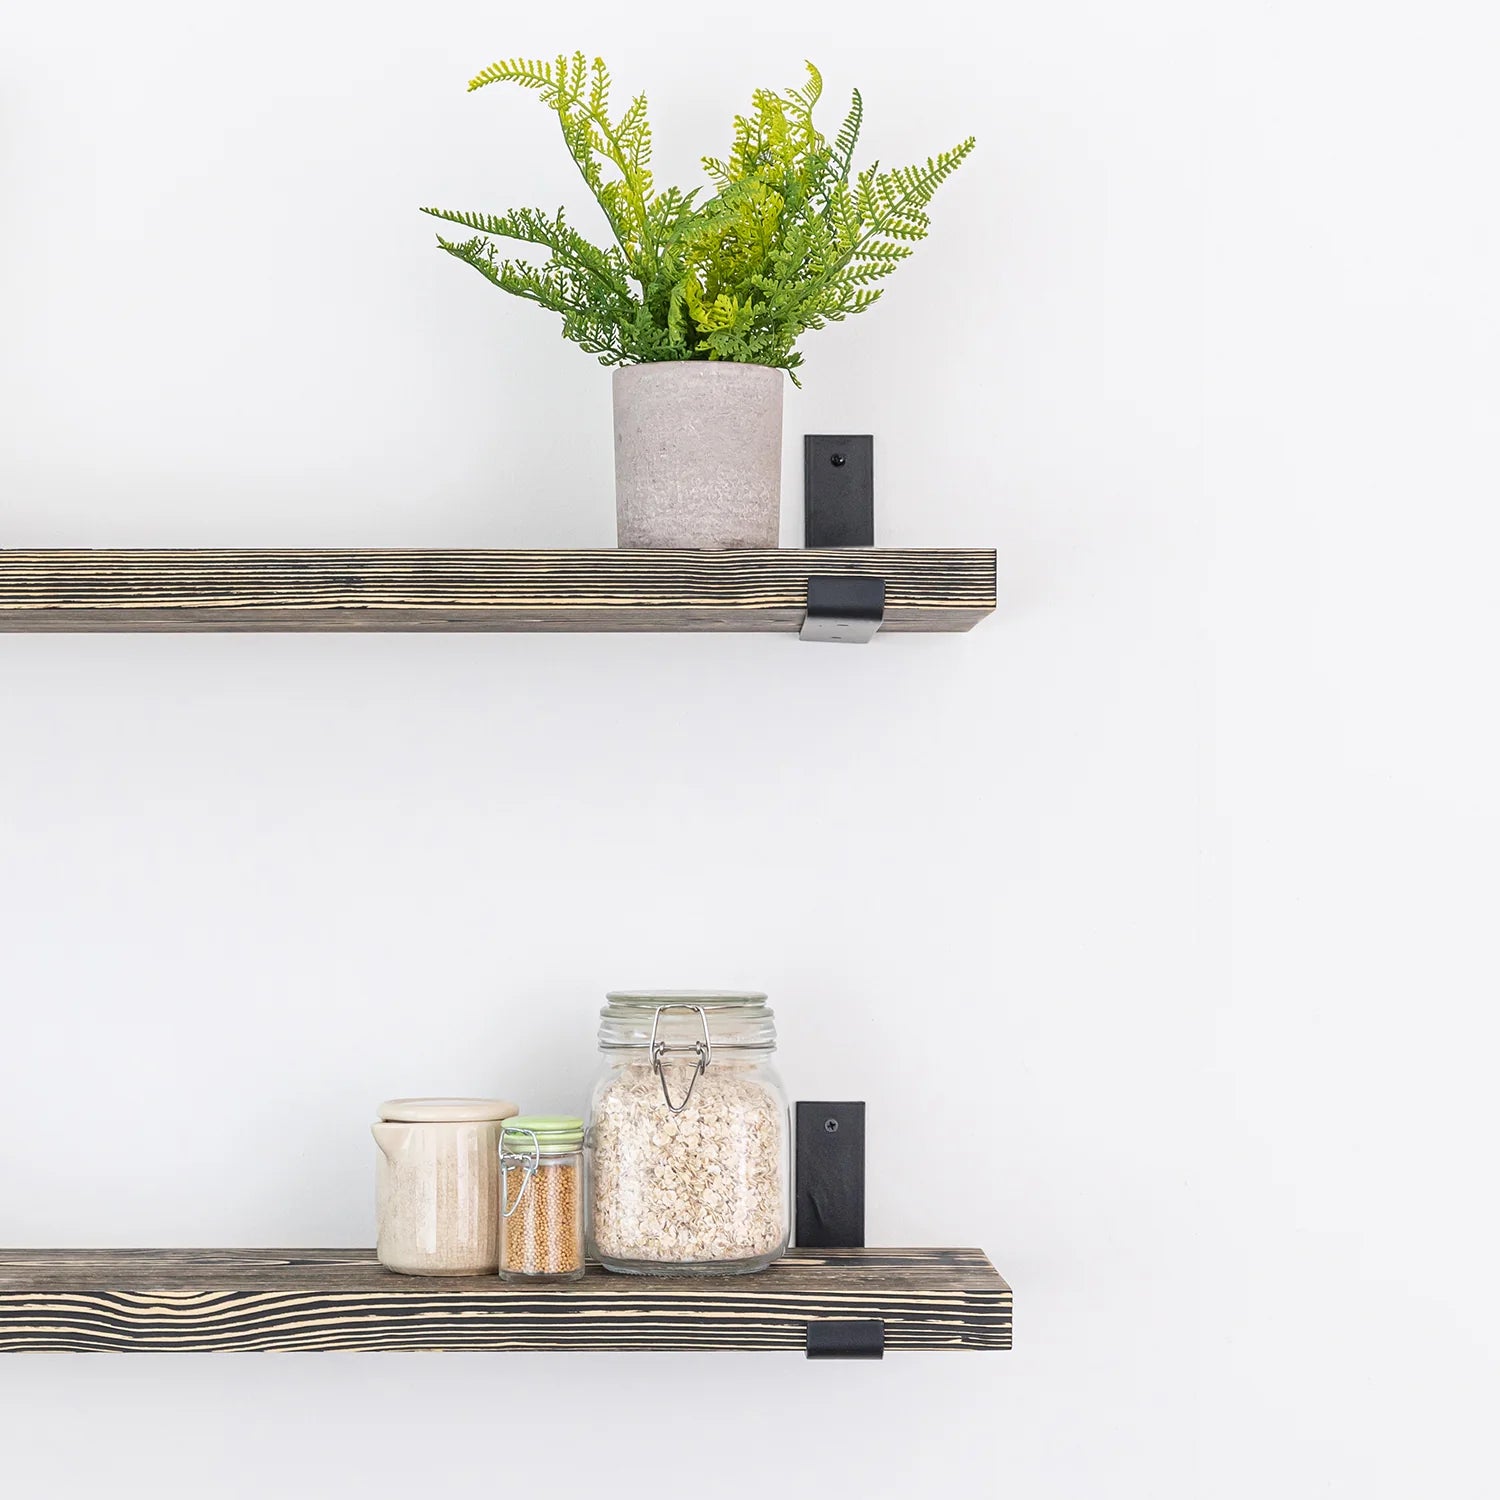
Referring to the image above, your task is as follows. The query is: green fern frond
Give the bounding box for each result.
[467,55,566,96]
[784,61,823,129]
[421,206,633,295]
[830,90,863,182]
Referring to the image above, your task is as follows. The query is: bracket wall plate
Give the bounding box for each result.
[804,434,875,548]
[796,1101,867,1247]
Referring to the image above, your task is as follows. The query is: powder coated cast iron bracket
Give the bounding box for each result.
[804,434,875,547]
[800,576,886,643]
[801,435,884,644]
[806,1319,885,1359]
[796,1101,880,1358]
[795,1101,867,1249]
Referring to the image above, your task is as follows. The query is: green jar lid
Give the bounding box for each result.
[500,1116,584,1155]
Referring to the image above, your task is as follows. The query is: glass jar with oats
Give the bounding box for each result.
[587,991,789,1276]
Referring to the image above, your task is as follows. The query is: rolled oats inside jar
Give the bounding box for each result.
[587,991,790,1275]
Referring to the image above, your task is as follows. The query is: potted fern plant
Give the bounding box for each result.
[424,55,973,549]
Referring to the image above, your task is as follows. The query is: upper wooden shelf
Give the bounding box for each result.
[0,1246,1011,1353]
[0,548,996,634]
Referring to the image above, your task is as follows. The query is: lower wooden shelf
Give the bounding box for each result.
[0,1246,1011,1353]
[0,548,996,633]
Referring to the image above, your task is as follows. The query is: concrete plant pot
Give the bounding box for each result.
[612,362,784,549]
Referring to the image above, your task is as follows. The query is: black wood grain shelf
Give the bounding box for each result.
[0,1247,1011,1352]
[0,549,996,633]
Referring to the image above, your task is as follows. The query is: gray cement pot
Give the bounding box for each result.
[612,362,784,549]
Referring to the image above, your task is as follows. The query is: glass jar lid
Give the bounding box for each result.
[378,1097,518,1123]
[500,1116,585,1155]
[598,990,776,1051]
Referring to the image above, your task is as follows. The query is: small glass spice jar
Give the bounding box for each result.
[499,1117,587,1282]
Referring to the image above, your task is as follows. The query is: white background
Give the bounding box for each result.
[1,2,1496,1496]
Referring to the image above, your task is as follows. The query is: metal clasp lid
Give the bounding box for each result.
[499,1125,540,1219]
[650,1004,712,1114]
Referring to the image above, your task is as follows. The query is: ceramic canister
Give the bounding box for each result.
[372,1097,519,1275]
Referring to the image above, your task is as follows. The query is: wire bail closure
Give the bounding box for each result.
[499,1126,541,1219]
[650,1004,712,1114]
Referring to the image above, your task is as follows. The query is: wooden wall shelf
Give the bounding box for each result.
[0,1246,1011,1353]
[0,549,996,634]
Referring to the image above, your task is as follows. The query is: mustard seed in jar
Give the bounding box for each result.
[498,1117,586,1281]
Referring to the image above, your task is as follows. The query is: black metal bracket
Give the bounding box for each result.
[800,577,885,643]
[797,1103,878,1359]
[806,1318,885,1360]
[805,435,874,547]
[796,1102,866,1248]
[802,435,883,644]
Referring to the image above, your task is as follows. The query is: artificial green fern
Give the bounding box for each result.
[422,55,974,382]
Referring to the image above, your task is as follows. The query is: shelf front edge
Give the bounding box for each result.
[0,1246,1012,1352]
[0,549,998,633]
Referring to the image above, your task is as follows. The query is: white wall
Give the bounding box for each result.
[2,2,1495,1497]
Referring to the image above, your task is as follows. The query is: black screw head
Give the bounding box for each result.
[825,1117,840,1133]
[830,452,846,467]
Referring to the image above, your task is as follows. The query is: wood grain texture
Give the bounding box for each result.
[0,1247,1011,1352]
[0,549,996,633]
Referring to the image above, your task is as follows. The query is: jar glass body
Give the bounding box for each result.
[587,993,790,1276]
[499,1148,586,1282]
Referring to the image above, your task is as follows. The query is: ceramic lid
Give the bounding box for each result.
[377,1097,519,1123]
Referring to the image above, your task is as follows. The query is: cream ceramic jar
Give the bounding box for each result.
[372,1097,518,1276]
